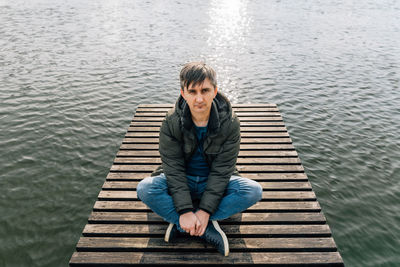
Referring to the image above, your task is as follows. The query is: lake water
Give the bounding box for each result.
[1,0,399,266]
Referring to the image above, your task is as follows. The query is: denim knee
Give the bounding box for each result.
[254,181,263,202]
[136,178,149,201]
[137,175,167,202]
[245,180,263,204]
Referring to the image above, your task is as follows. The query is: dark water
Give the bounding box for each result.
[1,0,399,266]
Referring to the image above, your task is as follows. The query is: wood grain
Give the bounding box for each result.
[69,104,343,266]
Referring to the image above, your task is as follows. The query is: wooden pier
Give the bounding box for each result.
[69,104,344,266]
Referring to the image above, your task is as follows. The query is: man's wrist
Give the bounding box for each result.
[199,208,211,215]
[178,208,193,215]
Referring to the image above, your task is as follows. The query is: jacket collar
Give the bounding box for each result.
[181,100,221,136]
[176,91,232,136]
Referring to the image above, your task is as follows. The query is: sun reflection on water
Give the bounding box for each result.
[205,0,251,102]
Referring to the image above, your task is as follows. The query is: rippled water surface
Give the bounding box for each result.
[1,0,399,266]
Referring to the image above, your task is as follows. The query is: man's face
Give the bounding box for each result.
[181,78,218,118]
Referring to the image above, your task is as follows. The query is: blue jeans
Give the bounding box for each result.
[137,173,262,233]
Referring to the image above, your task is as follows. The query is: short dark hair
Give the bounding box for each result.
[180,62,217,91]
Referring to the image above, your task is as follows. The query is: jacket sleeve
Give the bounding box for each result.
[199,115,241,214]
[158,116,193,214]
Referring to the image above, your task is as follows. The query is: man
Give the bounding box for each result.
[137,62,262,256]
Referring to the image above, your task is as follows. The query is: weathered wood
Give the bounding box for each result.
[82,224,329,237]
[130,121,286,127]
[70,251,343,265]
[137,104,277,108]
[135,106,279,112]
[122,137,292,144]
[101,181,311,191]
[93,201,321,212]
[70,104,343,266]
[76,236,337,251]
[106,172,309,181]
[88,212,326,224]
[236,165,304,172]
[125,131,290,137]
[110,164,304,172]
[98,191,316,201]
[113,157,301,164]
[128,126,289,132]
[117,150,299,157]
[233,104,277,108]
[134,112,283,117]
[132,116,284,122]
[119,143,295,150]
[127,126,161,132]
[135,107,280,112]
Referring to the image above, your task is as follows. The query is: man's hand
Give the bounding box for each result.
[179,212,201,236]
[194,209,210,236]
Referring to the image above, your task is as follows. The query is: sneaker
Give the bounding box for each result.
[164,223,179,243]
[201,220,229,256]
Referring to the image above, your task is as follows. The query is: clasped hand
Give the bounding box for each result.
[179,210,210,236]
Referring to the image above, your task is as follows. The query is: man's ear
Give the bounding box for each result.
[180,89,185,99]
[214,86,218,98]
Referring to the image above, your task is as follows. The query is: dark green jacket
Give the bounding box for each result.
[151,91,240,215]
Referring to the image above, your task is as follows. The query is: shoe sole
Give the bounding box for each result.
[164,223,174,242]
[211,220,229,256]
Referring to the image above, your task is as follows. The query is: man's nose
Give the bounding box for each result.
[195,94,203,102]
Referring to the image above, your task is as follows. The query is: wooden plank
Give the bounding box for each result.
[76,236,337,251]
[241,122,286,126]
[233,104,277,108]
[92,201,321,212]
[69,251,343,265]
[110,164,304,172]
[114,157,162,164]
[136,107,280,113]
[116,150,160,157]
[122,137,292,144]
[106,172,150,179]
[136,104,173,108]
[237,173,308,180]
[130,121,286,127]
[125,131,290,137]
[236,165,304,172]
[113,157,301,164]
[134,112,283,117]
[130,122,163,127]
[82,224,330,237]
[106,172,309,181]
[119,144,295,150]
[117,150,299,157]
[235,107,280,112]
[131,116,284,122]
[131,112,166,116]
[127,126,161,132]
[127,126,289,132]
[70,103,343,266]
[101,181,311,191]
[88,212,327,224]
[135,108,173,112]
[136,104,278,108]
[70,251,343,265]
[125,132,161,137]
[98,191,316,201]
[236,112,281,117]
[241,132,290,137]
[110,165,158,172]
